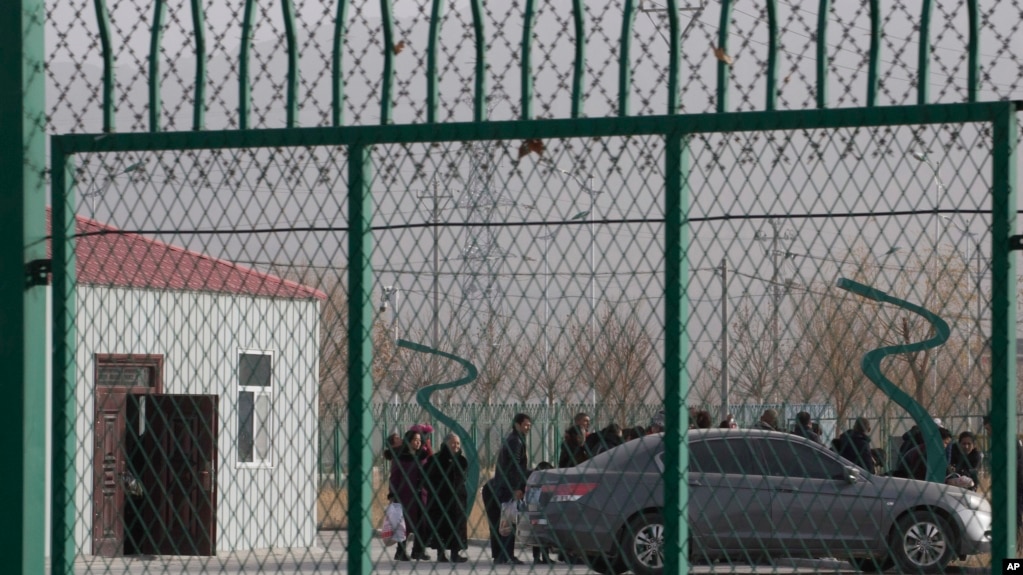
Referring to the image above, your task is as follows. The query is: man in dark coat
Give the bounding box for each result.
[557,426,587,468]
[557,412,590,467]
[753,409,780,432]
[836,417,876,474]
[425,433,469,563]
[584,423,624,458]
[899,426,953,481]
[791,411,823,444]
[485,413,531,565]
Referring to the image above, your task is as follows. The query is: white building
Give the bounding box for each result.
[64,214,324,557]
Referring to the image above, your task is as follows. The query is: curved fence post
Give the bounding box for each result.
[94,0,116,132]
[148,0,166,132]
[331,0,350,127]
[867,0,880,106]
[190,0,207,130]
[816,0,830,109]
[836,278,949,483]
[282,0,299,127]
[618,0,636,116]
[918,0,933,105]
[716,0,733,113]
[402,339,482,514]
[239,0,256,129]
[571,0,586,118]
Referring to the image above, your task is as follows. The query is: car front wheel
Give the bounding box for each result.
[890,511,955,573]
[620,512,665,575]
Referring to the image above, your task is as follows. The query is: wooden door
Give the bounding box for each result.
[91,355,162,557]
[130,395,218,555]
[92,390,128,556]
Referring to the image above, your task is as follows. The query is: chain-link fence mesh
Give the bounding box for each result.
[52,113,1012,574]
[35,0,1023,574]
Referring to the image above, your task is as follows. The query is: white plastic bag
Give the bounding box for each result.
[498,500,519,537]
[945,473,975,490]
[516,501,536,546]
[378,502,407,545]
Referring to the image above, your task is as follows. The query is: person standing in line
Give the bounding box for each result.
[836,417,876,474]
[694,410,713,429]
[557,425,587,467]
[571,412,592,439]
[531,461,555,564]
[647,410,666,434]
[382,431,402,462]
[753,409,780,432]
[950,431,982,490]
[584,423,624,458]
[424,433,469,563]
[791,411,823,444]
[389,430,432,561]
[557,412,590,467]
[899,426,953,481]
[485,413,532,565]
[410,422,435,457]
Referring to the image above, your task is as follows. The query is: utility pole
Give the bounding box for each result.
[756,219,794,380]
[719,258,729,421]
[418,181,451,348]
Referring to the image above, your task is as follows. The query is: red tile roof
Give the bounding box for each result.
[55,214,326,300]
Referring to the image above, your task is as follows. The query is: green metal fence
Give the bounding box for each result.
[48,101,1020,575]
[5,1,1023,575]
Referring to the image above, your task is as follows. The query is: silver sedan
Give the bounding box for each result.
[524,429,991,575]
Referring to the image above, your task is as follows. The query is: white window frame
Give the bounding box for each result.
[237,349,274,468]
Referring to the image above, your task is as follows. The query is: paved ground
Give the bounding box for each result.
[68,531,991,574]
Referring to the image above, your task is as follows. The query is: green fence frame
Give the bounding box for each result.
[45,101,1020,575]
[3,1,47,574]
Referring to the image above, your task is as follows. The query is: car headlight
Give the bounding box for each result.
[962,492,987,511]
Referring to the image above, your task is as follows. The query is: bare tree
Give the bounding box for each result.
[392,315,474,404]
[718,303,784,404]
[517,324,574,405]
[781,245,987,428]
[444,313,516,405]
[565,307,658,426]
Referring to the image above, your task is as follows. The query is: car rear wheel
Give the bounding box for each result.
[890,511,955,573]
[848,556,895,572]
[620,512,665,575]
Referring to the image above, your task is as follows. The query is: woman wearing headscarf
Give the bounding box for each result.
[388,429,432,561]
[424,433,469,563]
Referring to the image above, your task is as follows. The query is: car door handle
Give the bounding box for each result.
[688,481,702,487]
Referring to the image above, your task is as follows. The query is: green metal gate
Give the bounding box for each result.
[49,102,1019,574]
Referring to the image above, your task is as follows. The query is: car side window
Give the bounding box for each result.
[761,438,845,479]
[690,438,764,475]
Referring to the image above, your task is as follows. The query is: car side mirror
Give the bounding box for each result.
[844,466,859,484]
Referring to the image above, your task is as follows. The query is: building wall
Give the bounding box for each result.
[73,285,320,553]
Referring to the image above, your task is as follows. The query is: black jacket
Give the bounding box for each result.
[493,429,529,502]
[558,439,587,468]
[836,429,875,474]
[425,443,469,549]
[792,424,822,445]
[584,429,623,458]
